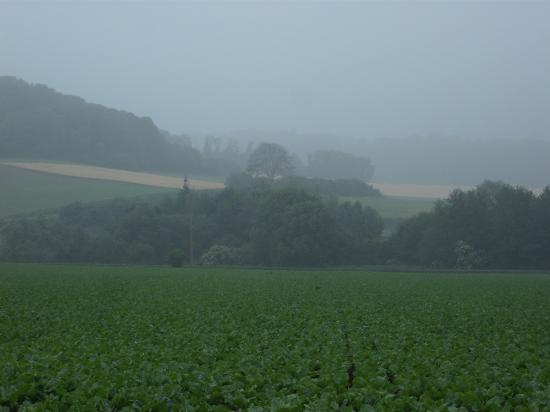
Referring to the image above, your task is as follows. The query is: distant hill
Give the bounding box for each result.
[0,76,201,172]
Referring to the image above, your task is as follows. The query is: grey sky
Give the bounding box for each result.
[1,1,549,140]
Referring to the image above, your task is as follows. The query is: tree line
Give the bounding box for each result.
[1,179,549,269]
[0,185,383,266]
[389,181,550,269]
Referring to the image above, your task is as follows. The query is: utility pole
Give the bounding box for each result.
[189,191,193,265]
[183,176,194,265]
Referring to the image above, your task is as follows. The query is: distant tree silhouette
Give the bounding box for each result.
[246,143,294,180]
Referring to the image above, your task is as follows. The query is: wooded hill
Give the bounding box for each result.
[0,76,201,172]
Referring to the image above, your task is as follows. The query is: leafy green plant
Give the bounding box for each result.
[1,263,549,410]
[168,249,186,267]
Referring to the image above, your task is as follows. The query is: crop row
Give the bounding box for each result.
[1,264,550,410]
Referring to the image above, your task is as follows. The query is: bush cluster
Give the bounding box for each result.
[0,186,384,267]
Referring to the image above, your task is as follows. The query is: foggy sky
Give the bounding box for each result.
[1,2,549,141]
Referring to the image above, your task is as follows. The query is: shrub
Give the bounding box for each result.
[168,249,186,267]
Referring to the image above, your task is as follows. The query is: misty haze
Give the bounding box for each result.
[1,2,550,411]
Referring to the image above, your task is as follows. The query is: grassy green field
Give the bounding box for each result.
[1,160,431,221]
[0,164,176,219]
[1,264,549,410]
[341,195,437,219]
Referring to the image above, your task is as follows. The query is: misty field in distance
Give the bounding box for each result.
[0,162,224,219]
[0,161,439,222]
[0,163,175,219]
[2,264,549,410]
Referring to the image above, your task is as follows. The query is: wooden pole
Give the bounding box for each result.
[183,176,193,265]
[189,189,193,265]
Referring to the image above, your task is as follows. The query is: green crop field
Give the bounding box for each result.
[1,264,550,410]
[0,164,176,219]
[341,196,437,220]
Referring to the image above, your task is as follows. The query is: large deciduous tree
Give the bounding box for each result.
[246,143,294,180]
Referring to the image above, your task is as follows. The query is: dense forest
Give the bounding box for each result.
[0,77,202,172]
[1,179,549,269]
[389,181,550,269]
[0,184,384,267]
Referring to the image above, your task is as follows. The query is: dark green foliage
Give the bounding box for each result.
[0,76,201,172]
[226,172,381,197]
[390,181,550,269]
[5,174,549,269]
[388,212,434,265]
[528,187,550,266]
[2,264,550,410]
[0,185,385,267]
[251,192,339,266]
[332,201,385,264]
[0,218,88,263]
[168,249,186,267]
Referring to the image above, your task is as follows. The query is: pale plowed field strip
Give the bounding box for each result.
[3,161,542,198]
[372,182,543,198]
[1,162,224,190]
